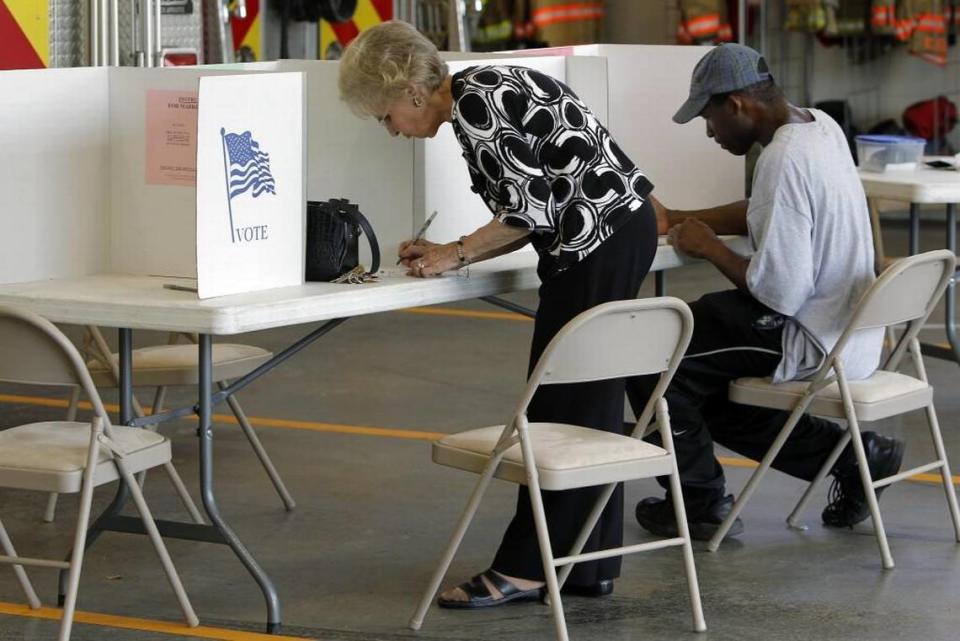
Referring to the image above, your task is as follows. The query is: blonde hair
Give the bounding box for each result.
[338,20,449,118]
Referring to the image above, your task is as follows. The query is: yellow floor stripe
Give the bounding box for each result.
[717,455,957,485]
[0,394,443,442]
[1,393,957,484]
[718,456,759,469]
[0,392,70,410]
[0,602,313,641]
[224,415,444,441]
[401,306,533,322]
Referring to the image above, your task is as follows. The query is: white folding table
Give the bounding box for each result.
[0,237,750,633]
[860,165,960,364]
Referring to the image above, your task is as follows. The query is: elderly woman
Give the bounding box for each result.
[338,20,658,607]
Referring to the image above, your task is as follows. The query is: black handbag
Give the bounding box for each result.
[305,199,380,282]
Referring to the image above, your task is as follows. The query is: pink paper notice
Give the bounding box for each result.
[145,90,199,186]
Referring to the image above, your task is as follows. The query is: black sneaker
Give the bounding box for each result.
[635,494,744,541]
[822,431,905,528]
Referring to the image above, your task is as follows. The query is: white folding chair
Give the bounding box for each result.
[410,298,706,641]
[42,326,295,524]
[707,250,960,569]
[0,306,198,640]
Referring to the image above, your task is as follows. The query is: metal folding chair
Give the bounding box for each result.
[708,250,960,569]
[410,297,706,641]
[42,326,295,523]
[0,305,198,640]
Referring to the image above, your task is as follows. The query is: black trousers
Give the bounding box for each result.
[626,289,848,514]
[491,203,657,585]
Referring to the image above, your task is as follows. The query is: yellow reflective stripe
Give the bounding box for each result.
[475,20,513,43]
[241,12,262,60]
[5,0,48,65]
[319,18,338,56]
[352,0,383,32]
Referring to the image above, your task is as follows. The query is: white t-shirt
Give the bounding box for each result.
[745,109,883,382]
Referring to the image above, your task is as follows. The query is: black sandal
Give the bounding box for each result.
[437,569,544,609]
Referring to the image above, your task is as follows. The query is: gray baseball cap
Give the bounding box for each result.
[673,43,774,124]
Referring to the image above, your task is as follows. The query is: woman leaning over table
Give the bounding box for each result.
[338,20,659,607]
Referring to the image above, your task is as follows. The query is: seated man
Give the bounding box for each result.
[628,43,904,540]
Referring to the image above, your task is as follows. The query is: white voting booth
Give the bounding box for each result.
[0,45,742,299]
[0,50,747,628]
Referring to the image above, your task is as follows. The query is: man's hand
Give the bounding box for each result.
[650,198,749,236]
[667,218,721,259]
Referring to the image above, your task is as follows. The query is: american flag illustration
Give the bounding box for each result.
[223,130,276,200]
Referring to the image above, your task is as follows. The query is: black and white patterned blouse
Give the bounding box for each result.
[451,65,653,278]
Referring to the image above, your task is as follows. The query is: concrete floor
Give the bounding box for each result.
[1,220,959,641]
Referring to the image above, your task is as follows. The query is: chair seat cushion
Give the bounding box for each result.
[433,423,673,491]
[87,343,273,387]
[729,370,933,421]
[0,422,171,493]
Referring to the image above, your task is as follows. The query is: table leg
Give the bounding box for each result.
[480,296,536,318]
[197,334,282,634]
[118,327,134,424]
[909,203,920,255]
[655,271,665,297]
[57,331,284,631]
[915,203,960,366]
[945,204,959,364]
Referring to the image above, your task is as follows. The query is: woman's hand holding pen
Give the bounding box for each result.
[398,238,438,256]
[398,239,459,278]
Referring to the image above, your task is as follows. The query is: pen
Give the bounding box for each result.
[397,210,439,265]
[163,283,198,293]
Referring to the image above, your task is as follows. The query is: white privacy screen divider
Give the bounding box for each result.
[267,60,416,270]
[447,45,745,210]
[108,66,252,277]
[0,67,110,285]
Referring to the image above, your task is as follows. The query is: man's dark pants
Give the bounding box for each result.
[626,289,848,515]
